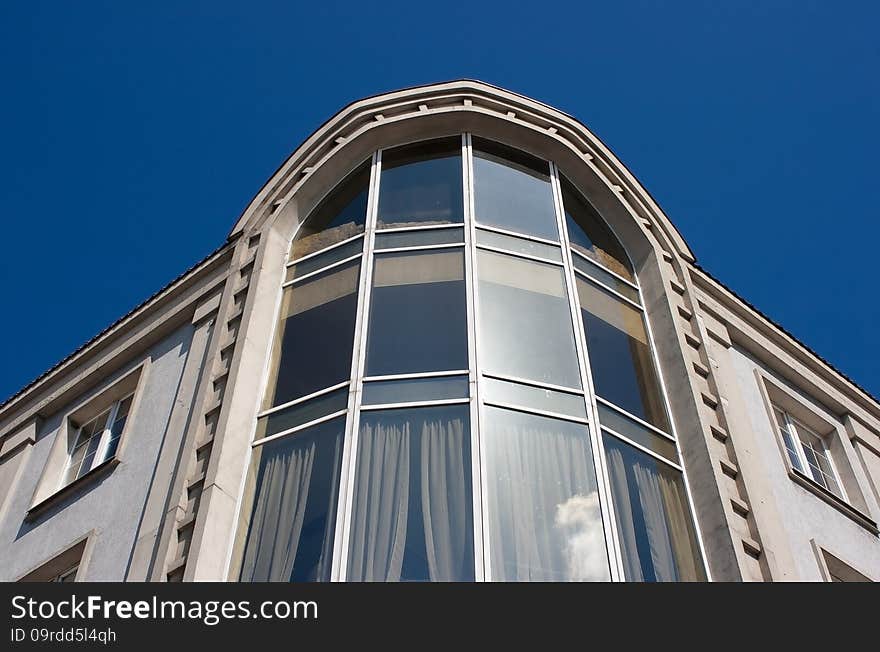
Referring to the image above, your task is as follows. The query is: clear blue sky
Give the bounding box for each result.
[1,1,877,402]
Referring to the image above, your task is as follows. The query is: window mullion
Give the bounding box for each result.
[331,150,380,582]
[463,133,486,582]
[788,414,813,479]
[550,161,623,582]
[94,401,119,468]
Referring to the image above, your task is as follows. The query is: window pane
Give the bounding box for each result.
[240,417,345,582]
[475,228,562,262]
[482,376,587,420]
[266,261,360,408]
[292,161,370,260]
[362,375,469,405]
[572,252,640,303]
[472,138,558,241]
[102,399,131,463]
[347,405,474,581]
[604,435,706,582]
[64,443,88,486]
[76,433,103,480]
[561,176,633,281]
[285,237,363,282]
[577,277,669,431]
[477,249,581,389]
[374,227,463,250]
[256,389,349,441]
[598,403,678,463]
[365,250,468,376]
[377,138,463,229]
[483,406,610,581]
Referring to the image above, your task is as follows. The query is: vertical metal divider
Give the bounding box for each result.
[330,151,380,582]
[639,284,713,580]
[462,134,485,581]
[549,162,624,582]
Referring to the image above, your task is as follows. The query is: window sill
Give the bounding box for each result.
[26,458,120,521]
[788,469,878,535]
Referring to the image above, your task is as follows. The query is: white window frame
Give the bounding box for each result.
[774,406,847,501]
[61,393,133,489]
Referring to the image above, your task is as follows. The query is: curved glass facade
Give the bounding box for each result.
[236,135,707,582]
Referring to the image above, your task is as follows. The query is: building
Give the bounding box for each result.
[1,80,878,582]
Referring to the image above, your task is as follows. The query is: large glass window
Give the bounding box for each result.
[242,134,706,583]
[483,406,610,581]
[576,276,669,431]
[347,405,474,581]
[239,417,345,582]
[477,249,581,389]
[265,261,360,408]
[472,138,559,241]
[292,161,370,260]
[377,138,463,229]
[365,250,468,376]
[604,435,705,582]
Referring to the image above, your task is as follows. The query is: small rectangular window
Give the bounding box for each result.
[62,394,133,487]
[773,406,845,499]
[19,539,88,582]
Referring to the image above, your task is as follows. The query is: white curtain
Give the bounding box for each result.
[607,443,700,581]
[485,415,608,581]
[421,418,468,580]
[240,440,316,581]
[347,414,470,581]
[347,422,411,581]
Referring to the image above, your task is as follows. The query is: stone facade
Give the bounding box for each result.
[1,81,877,582]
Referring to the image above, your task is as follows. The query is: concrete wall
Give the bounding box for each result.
[723,344,880,580]
[0,323,195,581]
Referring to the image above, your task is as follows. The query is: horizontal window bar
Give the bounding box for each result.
[288,233,364,266]
[571,247,639,290]
[283,252,362,286]
[598,405,678,464]
[252,410,348,448]
[482,400,589,425]
[475,222,560,247]
[372,243,465,255]
[476,228,562,262]
[360,398,471,411]
[363,369,469,382]
[362,375,469,406]
[596,397,675,442]
[474,243,565,268]
[258,381,351,418]
[482,376,587,420]
[375,223,464,234]
[602,430,683,471]
[572,252,641,304]
[256,388,349,440]
[374,227,464,250]
[575,272,645,313]
[482,371,583,395]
